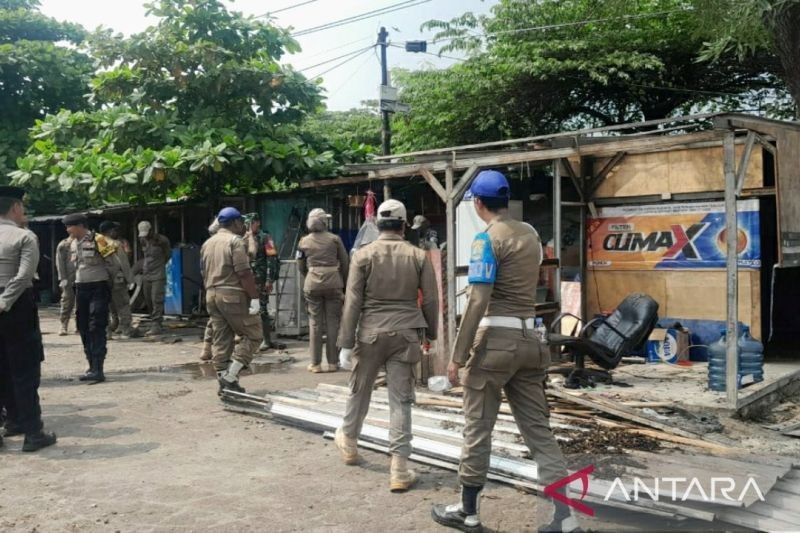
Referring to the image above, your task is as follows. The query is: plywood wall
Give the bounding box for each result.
[593,144,763,199]
[586,269,761,339]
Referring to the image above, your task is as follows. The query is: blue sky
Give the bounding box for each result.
[38,0,496,110]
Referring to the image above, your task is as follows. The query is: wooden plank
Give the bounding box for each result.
[736,131,757,195]
[587,151,626,199]
[298,174,371,188]
[419,167,448,202]
[775,129,800,266]
[451,165,480,204]
[547,388,708,440]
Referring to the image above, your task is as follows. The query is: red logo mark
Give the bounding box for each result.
[543,465,595,517]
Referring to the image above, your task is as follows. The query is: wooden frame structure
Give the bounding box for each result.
[297,112,800,408]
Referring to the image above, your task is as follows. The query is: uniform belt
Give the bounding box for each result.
[308,265,339,273]
[479,316,536,329]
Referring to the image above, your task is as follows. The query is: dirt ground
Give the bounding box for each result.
[0,310,719,532]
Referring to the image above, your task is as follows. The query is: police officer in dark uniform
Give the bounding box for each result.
[0,186,57,451]
[64,213,123,384]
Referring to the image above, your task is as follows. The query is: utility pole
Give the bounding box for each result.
[378,26,392,199]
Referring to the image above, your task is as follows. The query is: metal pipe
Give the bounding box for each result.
[723,130,739,407]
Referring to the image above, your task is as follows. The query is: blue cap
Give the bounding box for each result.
[470,170,510,199]
[217,207,243,223]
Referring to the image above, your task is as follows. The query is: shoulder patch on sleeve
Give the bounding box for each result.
[468,232,497,284]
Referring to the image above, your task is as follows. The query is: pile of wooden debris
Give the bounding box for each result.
[222,383,800,531]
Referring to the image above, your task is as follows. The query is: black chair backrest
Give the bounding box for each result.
[591,293,659,358]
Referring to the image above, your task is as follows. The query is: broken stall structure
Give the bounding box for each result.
[320,113,800,409]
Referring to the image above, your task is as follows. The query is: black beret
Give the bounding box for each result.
[0,186,25,200]
[62,213,88,226]
[99,220,120,233]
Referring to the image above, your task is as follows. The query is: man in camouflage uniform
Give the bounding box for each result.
[243,213,284,352]
[100,221,135,339]
[55,235,77,335]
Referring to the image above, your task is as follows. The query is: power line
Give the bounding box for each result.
[388,43,461,62]
[431,9,690,45]
[301,35,374,60]
[256,0,319,18]
[328,48,377,98]
[310,46,375,79]
[292,0,432,38]
[298,45,375,72]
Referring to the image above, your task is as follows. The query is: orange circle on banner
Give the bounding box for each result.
[717,228,748,254]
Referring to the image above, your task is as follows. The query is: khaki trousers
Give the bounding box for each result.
[341,329,420,458]
[304,288,343,366]
[459,326,568,487]
[109,282,133,334]
[206,288,263,371]
[142,277,166,324]
[59,283,75,325]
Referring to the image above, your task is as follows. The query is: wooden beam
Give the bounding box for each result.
[560,158,584,202]
[736,369,800,418]
[419,167,448,202]
[451,165,480,204]
[587,151,626,199]
[755,134,777,156]
[445,166,456,360]
[298,174,371,188]
[723,130,739,408]
[366,130,725,180]
[736,131,756,196]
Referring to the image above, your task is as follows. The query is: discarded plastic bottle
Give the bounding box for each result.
[738,325,764,385]
[428,376,452,392]
[534,317,548,344]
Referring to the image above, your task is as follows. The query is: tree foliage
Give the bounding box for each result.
[303,103,382,149]
[392,0,791,152]
[0,0,92,182]
[11,0,370,208]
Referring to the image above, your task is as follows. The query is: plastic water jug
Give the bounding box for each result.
[707,329,729,392]
[738,326,764,385]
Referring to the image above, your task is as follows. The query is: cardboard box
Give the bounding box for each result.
[646,326,690,364]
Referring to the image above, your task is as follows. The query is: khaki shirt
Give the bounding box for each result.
[0,218,39,309]
[451,215,543,365]
[201,228,251,291]
[297,230,349,292]
[141,234,171,280]
[338,233,439,349]
[56,236,76,283]
[104,236,133,285]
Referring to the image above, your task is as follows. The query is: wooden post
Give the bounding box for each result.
[552,160,562,304]
[723,130,739,408]
[445,166,456,359]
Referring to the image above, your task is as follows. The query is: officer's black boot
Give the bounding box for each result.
[217,360,246,395]
[538,495,582,533]
[78,358,97,381]
[22,430,57,452]
[431,485,483,533]
[92,357,106,384]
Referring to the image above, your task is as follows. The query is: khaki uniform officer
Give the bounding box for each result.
[137,220,171,336]
[201,207,262,394]
[0,186,57,452]
[432,171,578,533]
[100,221,134,339]
[334,199,439,493]
[55,236,77,335]
[297,208,349,373]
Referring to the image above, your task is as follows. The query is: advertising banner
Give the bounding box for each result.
[588,200,760,270]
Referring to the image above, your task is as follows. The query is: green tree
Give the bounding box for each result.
[392,0,790,152]
[11,0,369,207]
[304,103,382,149]
[0,0,93,182]
[693,0,800,110]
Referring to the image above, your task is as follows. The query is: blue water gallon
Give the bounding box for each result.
[707,329,729,391]
[738,326,764,385]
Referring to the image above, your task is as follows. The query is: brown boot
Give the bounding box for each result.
[390,455,417,492]
[334,427,359,465]
[200,343,212,361]
[307,363,323,373]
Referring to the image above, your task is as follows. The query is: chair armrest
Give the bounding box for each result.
[579,316,606,338]
[549,312,583,336]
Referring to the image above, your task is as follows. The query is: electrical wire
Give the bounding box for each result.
[297,45,375,72]
[309,46,375,79]
[292,0,433,37]
[327,48,377,98]
[388,43,461,61]
[256,0,319,17]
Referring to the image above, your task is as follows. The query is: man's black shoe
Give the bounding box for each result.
[431,504,483,533]
[217,377,246,395]
[22,431,57,452]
